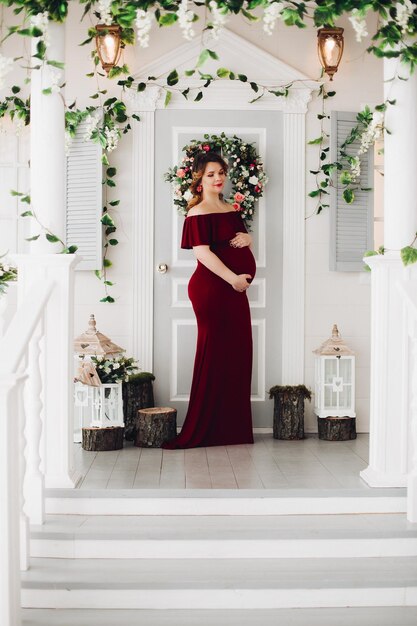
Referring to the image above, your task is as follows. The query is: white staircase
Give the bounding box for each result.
[1,256,416,625]
[21,488,417,624]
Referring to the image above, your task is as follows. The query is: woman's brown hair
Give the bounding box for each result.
[187,151,229,210]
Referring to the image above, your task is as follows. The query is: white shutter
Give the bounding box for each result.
[65,120,103,270]
[330,111,374,272]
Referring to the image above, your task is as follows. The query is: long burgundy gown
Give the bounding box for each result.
[162,210,256,449]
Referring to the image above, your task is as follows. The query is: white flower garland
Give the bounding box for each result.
[135,9,153,47]
[208,0,228,39]
[396,0,414,34]
[104,126,120,152]
[348,109,385,182]
[357,110,384,156]
[30,11,50,49]
[164,132,268,226]
[98,0,113,26]
[263,1,284,35]
[348,8,369,42]
[178,0,195,41]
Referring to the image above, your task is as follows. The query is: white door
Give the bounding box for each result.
[154,109,283,428]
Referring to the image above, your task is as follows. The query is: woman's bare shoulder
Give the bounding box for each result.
[186,203,208,217]
[187,200,232,217]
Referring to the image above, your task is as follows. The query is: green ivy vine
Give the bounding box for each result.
[0,0,416,297]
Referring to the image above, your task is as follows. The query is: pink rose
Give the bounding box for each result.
[233,202,242,211]
[234,192,245,202]
[202,144,210,152]
[176,168,186,178]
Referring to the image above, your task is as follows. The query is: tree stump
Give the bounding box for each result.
[318,416,357,441]
[122,372,155,441]
[269,387,312,440]
[135,407,177,448]
[82,426,124,451]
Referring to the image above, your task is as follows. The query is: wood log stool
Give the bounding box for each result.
[122,372,155,441]
[269,385,311,440]
[317,416,357,441]
[82,426,124,451]
[135,407,177,448]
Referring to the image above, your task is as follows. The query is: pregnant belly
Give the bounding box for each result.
[213,245,256,279]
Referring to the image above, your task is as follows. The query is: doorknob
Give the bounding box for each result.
[157,263,168,274]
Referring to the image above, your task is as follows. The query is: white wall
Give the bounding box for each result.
[1,5,383,431]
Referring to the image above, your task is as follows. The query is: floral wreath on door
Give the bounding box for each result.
[164,132,268,227]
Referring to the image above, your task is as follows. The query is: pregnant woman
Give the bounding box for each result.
[162,151,256,449]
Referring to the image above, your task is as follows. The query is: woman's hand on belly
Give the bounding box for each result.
[231,274,252,292]
[229,232,252,248]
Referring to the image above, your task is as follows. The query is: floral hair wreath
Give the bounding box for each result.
[164,132,268,227]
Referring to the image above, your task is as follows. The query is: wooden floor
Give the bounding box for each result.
[74,433,370,490]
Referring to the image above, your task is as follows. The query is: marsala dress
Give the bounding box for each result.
[162,210,256,449]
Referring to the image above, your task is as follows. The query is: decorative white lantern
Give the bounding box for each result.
[313,324,356,418]
[73,314,125,440]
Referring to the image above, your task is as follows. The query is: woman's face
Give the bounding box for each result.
[201,161,226,193]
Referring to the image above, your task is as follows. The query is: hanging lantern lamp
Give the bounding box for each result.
[317,27,344,81]
[95,23,122,74]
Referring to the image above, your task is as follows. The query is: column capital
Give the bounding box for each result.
[126,85,164,112]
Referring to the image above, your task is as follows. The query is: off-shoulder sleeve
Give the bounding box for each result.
[181,216,212,249]
[236,214,248,233]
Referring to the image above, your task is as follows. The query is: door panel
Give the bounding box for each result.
[154,109,283,428]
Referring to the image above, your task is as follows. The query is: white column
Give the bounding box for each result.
[30,21,66,251]
[281,112,306,384]
[383,58,417,250]
[360,61,417,487]
[130,87,162,372]
[15,254,81,488]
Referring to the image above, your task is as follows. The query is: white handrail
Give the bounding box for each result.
[0,252,79,626]
[0,280,55,626]
[0,281,53,376]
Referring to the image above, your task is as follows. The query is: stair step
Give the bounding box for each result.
[30,513,417,559]
[45,487,407,515]
[21,606,417,626]
[21,556,417,609]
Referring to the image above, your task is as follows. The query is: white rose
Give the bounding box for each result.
[183,189,193,201]
[0,269,4,277]
[248,175,258,185]
[3,264,9,272]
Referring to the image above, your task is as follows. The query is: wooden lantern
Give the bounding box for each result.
[73,314,125,443]
[313,324,356,417]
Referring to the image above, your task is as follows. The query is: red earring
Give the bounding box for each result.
[197,185,202,193]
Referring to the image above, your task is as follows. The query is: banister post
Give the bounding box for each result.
[13,254,81,488]
[0,374,25,626]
